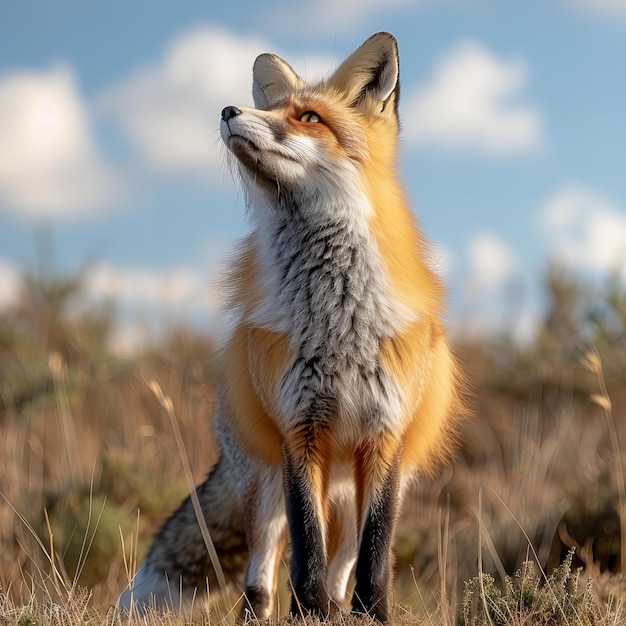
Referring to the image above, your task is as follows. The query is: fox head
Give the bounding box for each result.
[220,32,401,209]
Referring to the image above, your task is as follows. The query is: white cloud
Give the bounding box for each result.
[78,262,220,355]
[0,65,121,219]
[82,262,211,310]
[0,259,23,311]
[403,42,544,156]
[540,185,626,276]
[564,0,626,18]
[466,231,517,291]
[99,26,332,179]
[457,231,533,341]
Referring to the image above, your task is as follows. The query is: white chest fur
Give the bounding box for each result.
[248,188,414,442]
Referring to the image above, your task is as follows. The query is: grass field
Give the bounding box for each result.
[1,269,625,625]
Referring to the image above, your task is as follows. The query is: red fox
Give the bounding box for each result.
[119,32,464,622]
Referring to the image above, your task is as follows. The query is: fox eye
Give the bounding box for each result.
[299,111,321,123]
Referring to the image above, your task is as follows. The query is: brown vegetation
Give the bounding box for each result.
[1,267,625,624]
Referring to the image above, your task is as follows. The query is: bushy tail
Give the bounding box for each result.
[118,452,248,611]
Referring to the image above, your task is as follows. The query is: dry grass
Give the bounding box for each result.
[1,270,626,625]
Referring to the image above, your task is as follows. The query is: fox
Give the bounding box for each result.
[118,32,465,622]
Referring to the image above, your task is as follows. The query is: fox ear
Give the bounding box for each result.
[329,32,400,119]
[253,53,302,110]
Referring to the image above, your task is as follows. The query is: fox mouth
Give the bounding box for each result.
[228,134,259,155]
[226,134,267,174]
[227,134,298,172]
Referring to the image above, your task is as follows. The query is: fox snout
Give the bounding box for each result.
[220,105,264,176]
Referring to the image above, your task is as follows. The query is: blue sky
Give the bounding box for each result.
[1,0,625,352]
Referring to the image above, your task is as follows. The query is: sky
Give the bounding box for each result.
[1,0,625,353]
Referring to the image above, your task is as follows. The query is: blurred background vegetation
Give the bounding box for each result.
[0,267,625,618]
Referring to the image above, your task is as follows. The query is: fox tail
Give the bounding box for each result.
[118,451,248,612]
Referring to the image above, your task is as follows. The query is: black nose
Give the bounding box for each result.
[221,106,242,121]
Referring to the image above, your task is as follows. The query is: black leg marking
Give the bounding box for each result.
[352,457,401,623]
[283,448,331,618]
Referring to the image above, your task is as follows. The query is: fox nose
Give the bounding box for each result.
[221,106,242,121]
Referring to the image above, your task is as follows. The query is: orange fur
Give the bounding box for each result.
[401,332,466,475]
[354,432,403,527]
[283,424,334,524]
[222,326,283,466]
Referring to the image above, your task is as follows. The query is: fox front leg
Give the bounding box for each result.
[352,435,403,623]
[282,421,335,618]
